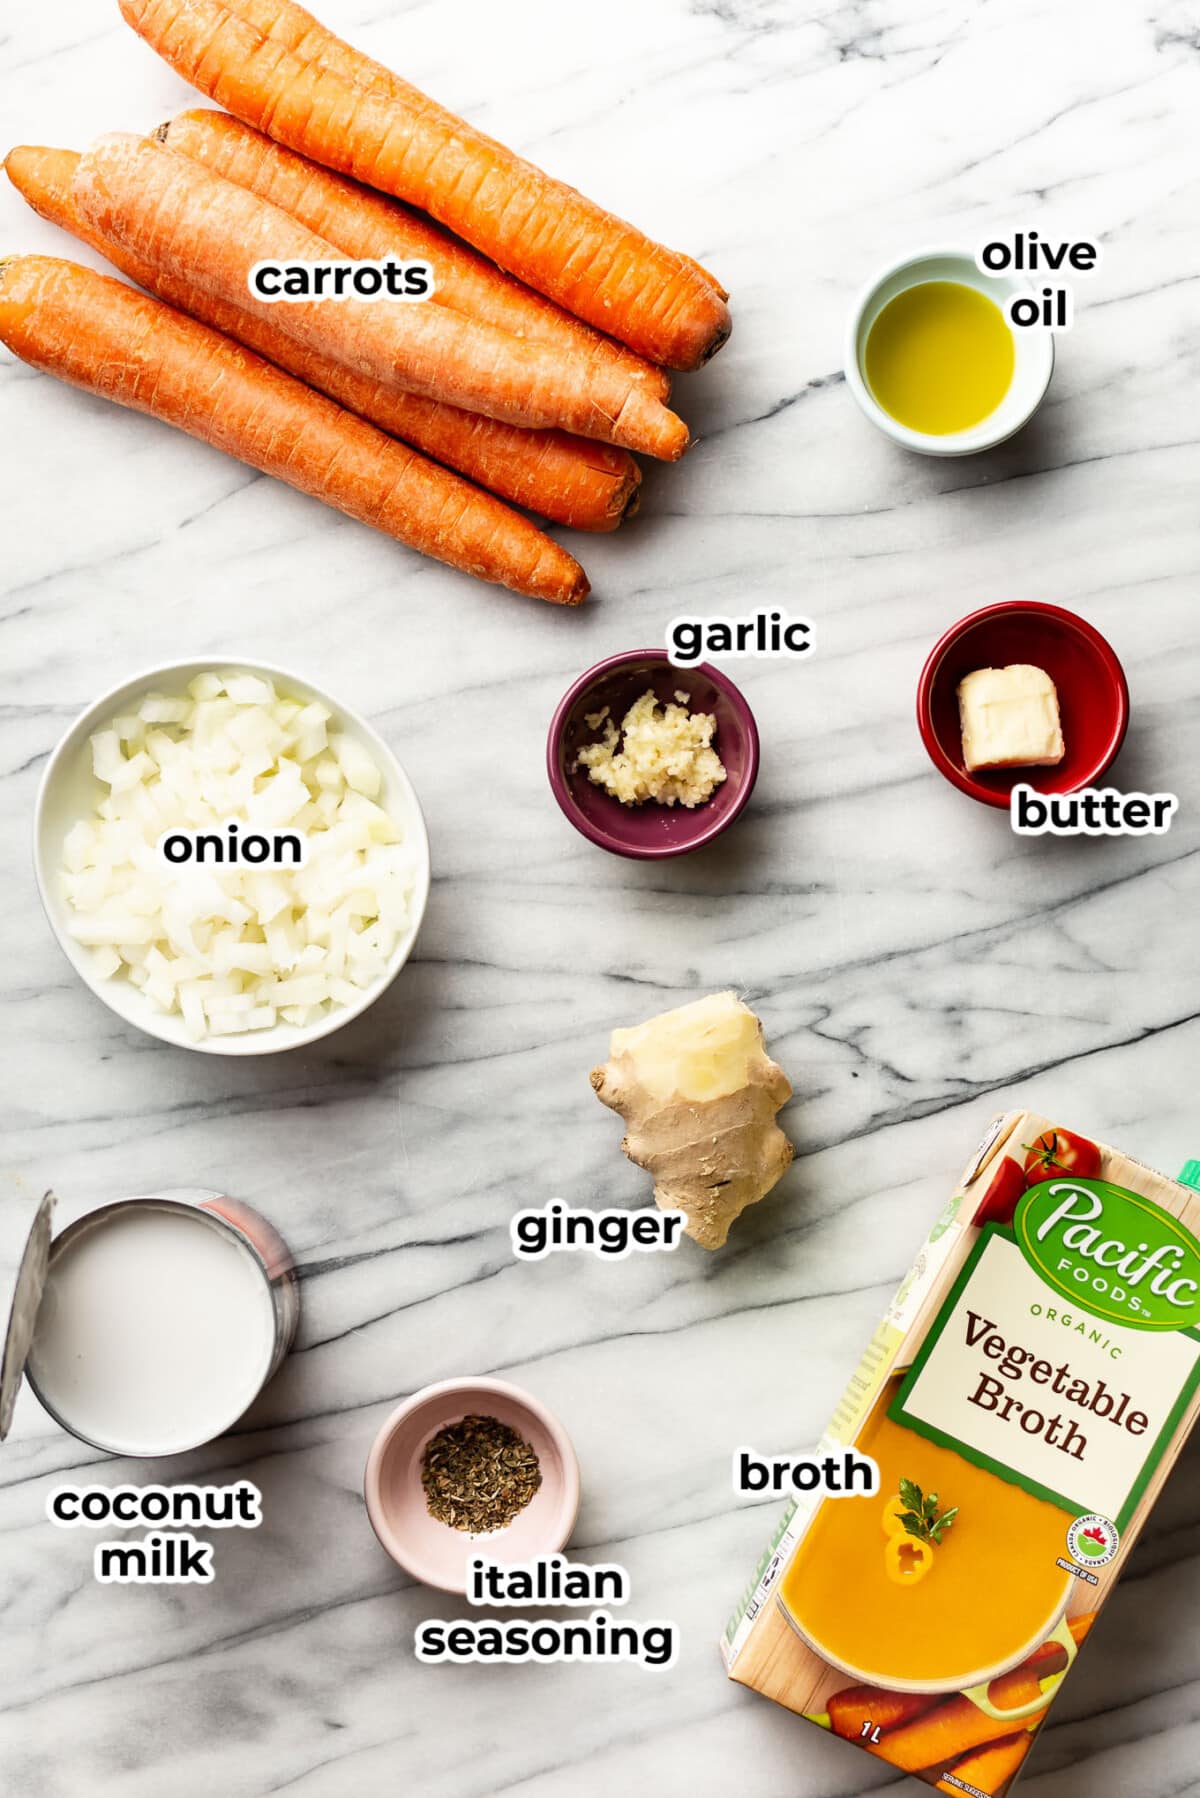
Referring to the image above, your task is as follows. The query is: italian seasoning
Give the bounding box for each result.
[421,1414,542,1534]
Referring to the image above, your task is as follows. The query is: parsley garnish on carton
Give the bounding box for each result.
[898,1478,959,1547]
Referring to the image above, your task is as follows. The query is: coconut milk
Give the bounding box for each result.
[26,1201,279,1456]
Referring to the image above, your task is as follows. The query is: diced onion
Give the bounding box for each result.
[62,671,415,1040]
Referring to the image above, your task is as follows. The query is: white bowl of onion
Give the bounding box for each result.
[34,659,430,1055]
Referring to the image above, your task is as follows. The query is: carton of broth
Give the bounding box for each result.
[722,1112,1200,1797]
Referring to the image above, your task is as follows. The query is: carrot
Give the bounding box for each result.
[158,107,670,402]
[72,133,688,461]
[222,0,730,290]
[679,254,729,304]
[937,1732,1033,1796]
[872,1666,1048,1774]
[211,0,732,305]
[118,0,732,370]
[828,1612,1094,1749]
[5,145,640,532]
[0,255,588,604]
[828,1687,942,1739]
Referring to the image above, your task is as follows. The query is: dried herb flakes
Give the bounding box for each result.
[421,1413,542,1534]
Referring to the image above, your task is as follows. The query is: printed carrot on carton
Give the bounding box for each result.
[937,1731,1033,1797]
[0,255,588,605]
[70,133,689,461]
[825,1612,1095,1746]
[875,1666,1048,1775]
[5,145,640,533]
[117,0,731,370]
[157,108,671,402]
[828,1687,942,1739]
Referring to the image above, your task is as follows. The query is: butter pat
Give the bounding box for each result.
[957,664,1065,772]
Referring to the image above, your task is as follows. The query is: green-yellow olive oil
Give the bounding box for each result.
[865,281,1015,435]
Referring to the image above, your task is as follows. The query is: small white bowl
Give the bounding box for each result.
[34,658,431,1056]
[844,246,1054,457]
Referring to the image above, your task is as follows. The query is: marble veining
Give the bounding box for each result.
[2,0,1200,1792]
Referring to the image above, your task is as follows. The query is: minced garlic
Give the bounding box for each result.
[577,689,727,809]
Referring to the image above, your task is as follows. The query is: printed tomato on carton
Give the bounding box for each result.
[971,1156,1026,1228]
[972,1128,1103,1229]
[1022,1128,1102,1184]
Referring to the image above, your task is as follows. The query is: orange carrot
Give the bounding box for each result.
[828,1613,1094,1748]
[0,255,587,604]
[937,1731,1033,1796]
[211,3,733,304]
[118,0,732,369]
[158,107,670,402]
[873,1666,1048,1774]
[828,1687,942,1740]
[680,254,729,303]
[5,144,640,532]
[72,133,688,461]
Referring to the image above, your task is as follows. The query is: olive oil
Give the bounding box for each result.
[864,280,1015,435]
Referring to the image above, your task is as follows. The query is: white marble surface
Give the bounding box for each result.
[2,0,1200,1793]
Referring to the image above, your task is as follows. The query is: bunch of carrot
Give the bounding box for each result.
[820,1611,1096,1797]
[0,0,731,605]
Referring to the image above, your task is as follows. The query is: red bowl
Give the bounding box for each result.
[547,651,759,858]
[917,603,1129,809]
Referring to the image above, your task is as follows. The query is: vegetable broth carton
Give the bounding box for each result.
[722,1111,1200,1796]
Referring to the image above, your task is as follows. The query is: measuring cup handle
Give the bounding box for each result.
[962,1613,1078,1722]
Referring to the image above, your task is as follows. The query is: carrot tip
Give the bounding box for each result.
[698,316,733,366]
[554,566,590,604]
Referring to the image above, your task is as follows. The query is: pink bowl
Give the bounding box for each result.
[363,1377,581,1594]
[917,602,1130,810]
[547,650,759,858]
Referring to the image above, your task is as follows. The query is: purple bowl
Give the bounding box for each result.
[546,650,760,859]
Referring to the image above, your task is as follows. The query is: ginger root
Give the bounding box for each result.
[590,990,794,1249]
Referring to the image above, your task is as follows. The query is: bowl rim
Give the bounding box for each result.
[777,1574,1074,1694]
[843,244,1055,457]
[545,648,760,860]
[363,1375,582,1593]
[33,654,431,1055]
[916,601,1131,809]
